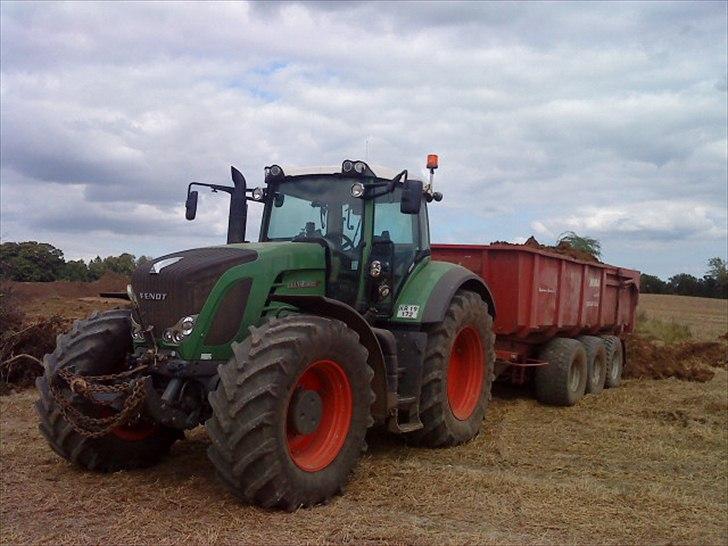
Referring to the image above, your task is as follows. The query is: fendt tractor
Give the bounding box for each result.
[37,156,639,510]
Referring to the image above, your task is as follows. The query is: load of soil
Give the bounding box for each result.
[6,271,128,301]
[625,334,727,383]
[491,236,601,263]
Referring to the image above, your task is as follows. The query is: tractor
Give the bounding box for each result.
[36,156,496,510]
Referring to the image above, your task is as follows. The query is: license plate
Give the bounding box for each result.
[396,304,420,319]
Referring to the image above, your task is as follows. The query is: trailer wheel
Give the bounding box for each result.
[535,338,587,406]
[601,335,623,388]
[407,290,495,447]
[35,310,179,472]
[205,315,373,510]
[577,336,607,394]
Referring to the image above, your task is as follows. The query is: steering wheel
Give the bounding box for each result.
[322,233,356,253]
[339,233,356,252]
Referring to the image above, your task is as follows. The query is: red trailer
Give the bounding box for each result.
[432,243,640,404]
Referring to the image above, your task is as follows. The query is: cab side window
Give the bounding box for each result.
[373,189,426,293]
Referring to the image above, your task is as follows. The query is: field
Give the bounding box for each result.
[638,293,727,341]
[1,290,727,544]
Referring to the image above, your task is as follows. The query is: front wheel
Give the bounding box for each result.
[407,290,495,447]
[35,310,179,472]
[205,315,373,510]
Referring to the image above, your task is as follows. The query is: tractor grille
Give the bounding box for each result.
[131,247,257,337]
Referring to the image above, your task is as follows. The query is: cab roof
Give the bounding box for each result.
[279,164,405,180]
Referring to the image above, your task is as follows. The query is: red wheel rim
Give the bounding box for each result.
[447,326,485,421]
[286,359,353,472]
[97,407,157,442]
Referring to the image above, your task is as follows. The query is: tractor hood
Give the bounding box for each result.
[131,247,258,338]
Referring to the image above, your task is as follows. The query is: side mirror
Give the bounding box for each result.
[400,179,423,214]
[185,190,198,220]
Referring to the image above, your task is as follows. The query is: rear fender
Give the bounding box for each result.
[392,260,496,325]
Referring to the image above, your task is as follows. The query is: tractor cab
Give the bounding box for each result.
[253,162,430,315]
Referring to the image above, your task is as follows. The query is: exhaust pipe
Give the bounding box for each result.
[228,166,248,244]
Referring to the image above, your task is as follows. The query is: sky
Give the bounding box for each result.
[1,1,726,278]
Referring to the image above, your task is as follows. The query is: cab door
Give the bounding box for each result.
[369,189,429,315]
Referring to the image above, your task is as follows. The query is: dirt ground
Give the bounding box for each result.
[1,290,726,544]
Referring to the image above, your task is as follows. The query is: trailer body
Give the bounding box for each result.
[431,243,639,368]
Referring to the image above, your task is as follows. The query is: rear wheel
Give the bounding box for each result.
[577,335,607,394]
[601,335,624,388]
[205,315,373,510]
[35,310,179,472]
[535,338,587,406]
[407,290,495,447]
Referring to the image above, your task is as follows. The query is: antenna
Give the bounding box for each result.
[365,137,369,161]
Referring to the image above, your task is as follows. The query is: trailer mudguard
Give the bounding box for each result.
[391,259,496,325]
[269,294,392,425]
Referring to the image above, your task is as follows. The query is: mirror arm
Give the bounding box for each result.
[188,182,235,196]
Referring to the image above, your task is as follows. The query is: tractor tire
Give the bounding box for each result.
[601,335,624,388]
[577,335,607,395]
[535,338,587,406]
[35,309,179,472]
[407,290,495,448]
[205,315,374,510]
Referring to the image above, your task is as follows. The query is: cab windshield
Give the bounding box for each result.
[265,176,363,249]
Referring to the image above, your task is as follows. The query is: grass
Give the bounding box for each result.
[635,310,693,344]
[638,294,727,341]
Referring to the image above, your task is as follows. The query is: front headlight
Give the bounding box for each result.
[164,314,198,345]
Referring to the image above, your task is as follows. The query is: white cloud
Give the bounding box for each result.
[534,201,727,241]
[0,1,726,277]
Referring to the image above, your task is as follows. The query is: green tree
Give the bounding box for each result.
[136,255,153,269]
[62,259,91,282]
[88,256,105,280]
[0,241,65,281]
[556,231,602,258]
[640,273,668,294]
[102,253,137,275]
[706,257,728,298]
[668,273,701,296]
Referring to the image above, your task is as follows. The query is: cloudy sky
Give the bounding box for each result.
[1,1,726,278]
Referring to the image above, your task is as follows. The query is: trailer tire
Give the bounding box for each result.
[535,338,587,406]
[601,335,623,388]
[35,310,179,472]
[205,315,374,510]
[577,335,607,395]
[407,290,495,448]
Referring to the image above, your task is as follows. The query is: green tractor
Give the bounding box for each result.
[37,157,496,509]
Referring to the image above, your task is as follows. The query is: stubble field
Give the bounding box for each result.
[1,292,726,545]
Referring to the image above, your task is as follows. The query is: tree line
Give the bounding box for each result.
[0,240,726,298]
[640,257,727,299]
[0,241,151,282]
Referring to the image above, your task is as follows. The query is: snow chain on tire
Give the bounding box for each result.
[49,364,149,439]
